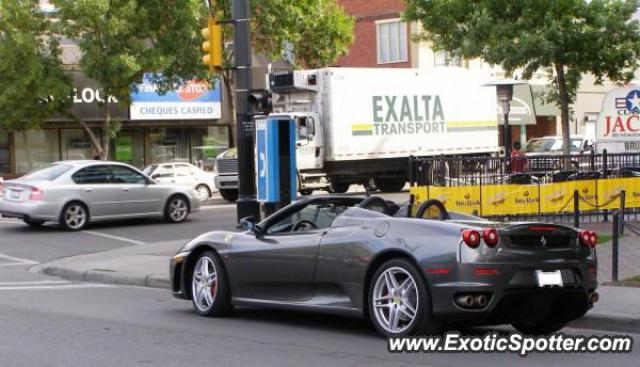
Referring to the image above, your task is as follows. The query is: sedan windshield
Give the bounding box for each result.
[523,138,582,152]
[23,164,72,181]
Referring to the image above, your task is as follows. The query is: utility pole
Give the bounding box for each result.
[233,0,259,221]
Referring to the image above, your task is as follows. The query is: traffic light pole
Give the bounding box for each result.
[233,0,260,222]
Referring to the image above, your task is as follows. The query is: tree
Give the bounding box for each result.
[405,0,640,156]
[51,0,207,159]
[212,0,354,127]
[0,0,73,132]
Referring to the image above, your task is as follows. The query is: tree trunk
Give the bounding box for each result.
[223,70,237,147]
[554,62,572,163]
[101,104,111,160]
[73,114,103,159]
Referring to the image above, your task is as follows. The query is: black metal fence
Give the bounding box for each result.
[408,150,640,224]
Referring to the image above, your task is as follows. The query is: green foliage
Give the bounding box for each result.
[405,0,640,155]
[214,0,354,68]
[52,0,207,104]
[0,0,73,131]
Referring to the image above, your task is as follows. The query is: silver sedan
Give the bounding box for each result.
[0,161,201,230]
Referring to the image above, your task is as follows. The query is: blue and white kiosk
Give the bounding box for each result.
[256,116,297,217]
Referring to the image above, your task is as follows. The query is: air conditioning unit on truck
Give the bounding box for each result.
[214,67,500,201]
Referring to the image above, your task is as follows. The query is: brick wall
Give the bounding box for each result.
[335,0,411,68]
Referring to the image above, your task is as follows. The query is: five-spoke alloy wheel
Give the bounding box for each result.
[190,251,232,316]
[368,258,441,337]
[60,202,89,231]
[165,196,189,223]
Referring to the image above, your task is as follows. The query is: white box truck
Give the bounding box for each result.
[215,67,500,199]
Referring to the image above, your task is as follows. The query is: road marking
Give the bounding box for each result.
[0,284,113,291]
[0,219,20,224]
[0,252,38,265]
[200,204,236,210]
[0,280,68,285]
[83,230,146,246]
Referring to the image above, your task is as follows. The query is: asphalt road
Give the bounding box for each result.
[1,193,638,366]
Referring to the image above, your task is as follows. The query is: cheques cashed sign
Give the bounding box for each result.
[130,75,221,120]
[596,86,640,153]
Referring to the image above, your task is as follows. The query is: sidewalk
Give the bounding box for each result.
[581,221,640,283]
[31,226,640,333]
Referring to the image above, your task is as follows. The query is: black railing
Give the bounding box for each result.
[408,150,640,224]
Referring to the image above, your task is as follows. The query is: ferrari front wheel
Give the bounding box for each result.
[368,258,441,337]
[190,251,232,317]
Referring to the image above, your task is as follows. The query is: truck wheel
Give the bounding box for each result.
[373,177,406,193]
[219,189,238,203]
[330,182,350,194]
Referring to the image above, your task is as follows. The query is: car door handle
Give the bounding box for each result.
[122,188,130,192]
[84,188,93,193]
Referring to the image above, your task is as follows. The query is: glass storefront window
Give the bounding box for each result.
[0,131,9,175]
[61,129,94,160]
[146,128,191,165]
[15,130,60,174]
[111,129,144,169]
[191,126,230,171]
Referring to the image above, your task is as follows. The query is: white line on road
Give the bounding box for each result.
[0,252,38,265]
[0,284,113,291]
[0,280,69,285]
[82,230,146,246]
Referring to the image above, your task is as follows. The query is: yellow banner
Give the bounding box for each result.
[481,184,540,216]
[428,186,481,215]
[597,178,640,210]
[410,177,640,216]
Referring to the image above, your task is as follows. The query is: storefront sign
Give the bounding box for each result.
[130,75,221,120]
[48,71,128,122]
[596,85,640,153]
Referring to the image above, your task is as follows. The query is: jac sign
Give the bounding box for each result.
[596,86,640,153]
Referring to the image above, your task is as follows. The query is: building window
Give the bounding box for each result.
[434,50,462,67]
[0,131,10,176]
[376,19,408,64]
[15,130,60,174]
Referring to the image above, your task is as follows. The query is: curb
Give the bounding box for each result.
[569,315,640,334]
[33,264,170,289]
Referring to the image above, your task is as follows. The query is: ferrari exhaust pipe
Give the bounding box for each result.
[456,295,475,308]
[475,294,488,308]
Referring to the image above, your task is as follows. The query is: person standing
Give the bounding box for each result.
[511,140,527,173]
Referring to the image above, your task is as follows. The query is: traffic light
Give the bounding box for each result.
[201,13,223,71]
[248,90,273,115]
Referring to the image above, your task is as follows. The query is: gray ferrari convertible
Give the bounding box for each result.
[170,195,598,337]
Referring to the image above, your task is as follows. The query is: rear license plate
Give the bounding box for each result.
[8,190,21,200]
[536,270,563,287]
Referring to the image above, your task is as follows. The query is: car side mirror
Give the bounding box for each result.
[240,216,263,237]
[151,174,160,179]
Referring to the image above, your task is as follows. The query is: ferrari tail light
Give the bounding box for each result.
[482,228,499,247]
[462,229,481,248]
[29,187,44,201]
[579,230,597,248]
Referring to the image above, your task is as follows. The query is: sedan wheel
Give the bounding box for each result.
[165,196,189,223]
[60,203,88,231]
[190,251,232,316]
[368,259,441,337]
[195,185,211,202]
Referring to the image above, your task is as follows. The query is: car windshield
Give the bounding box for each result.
[142,165,158,175]
[22,164,72,181]
[523,138,583,152]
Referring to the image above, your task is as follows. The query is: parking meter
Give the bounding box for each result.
[256,116,297,217]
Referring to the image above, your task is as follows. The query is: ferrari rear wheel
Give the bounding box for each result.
[368,258,441,337]
[190,251,232,317]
